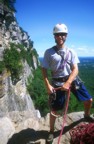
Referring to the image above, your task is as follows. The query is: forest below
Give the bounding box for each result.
[27,57,94,116]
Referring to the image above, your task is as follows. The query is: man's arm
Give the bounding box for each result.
[62,63,79,91]
[41,67,54,94]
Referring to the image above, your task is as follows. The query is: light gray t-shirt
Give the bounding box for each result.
[42,46,80,86]
[42,46,80,77]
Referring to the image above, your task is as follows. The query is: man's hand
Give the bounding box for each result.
[61,81,71,91]
[47,84,55,95]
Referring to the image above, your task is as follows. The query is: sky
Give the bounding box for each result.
[15,0,94,57]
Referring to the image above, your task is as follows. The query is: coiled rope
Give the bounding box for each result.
[70,123,94,144]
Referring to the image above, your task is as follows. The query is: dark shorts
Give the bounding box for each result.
[71,83,92,101]
[49,89,66,111]
[49,83,92,111]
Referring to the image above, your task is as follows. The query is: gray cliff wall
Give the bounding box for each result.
[0,2,39,117]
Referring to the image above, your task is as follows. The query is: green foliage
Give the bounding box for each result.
[3,43,23,84]
[2,0,16,12]
[0,61,5,74]
[28,39,33,48]
[1,42,38,84]
[79,64,94,97]
[18,43,37,68]
[0,0,4,3]
[17,44,27,60]
[31,48,39,57]
[68,93,84,113]
[27,66,50,116]
[5,14,15,29]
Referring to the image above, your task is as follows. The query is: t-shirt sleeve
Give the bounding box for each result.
[70,49,80,65]
[41,50,50,69]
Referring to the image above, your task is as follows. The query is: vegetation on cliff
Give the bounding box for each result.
[0,42,38,84]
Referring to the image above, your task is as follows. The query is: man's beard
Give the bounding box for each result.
[55,39,66,46]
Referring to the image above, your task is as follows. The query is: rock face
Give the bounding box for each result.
[0,2,43,143]
[0,111,93,144]
[0,2,39,117]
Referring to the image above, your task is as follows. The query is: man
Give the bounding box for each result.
[41,23,93,142]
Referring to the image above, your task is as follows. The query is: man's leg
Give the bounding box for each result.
[47,111,57,142]
[84,98,93,116]
[50,111,57,133]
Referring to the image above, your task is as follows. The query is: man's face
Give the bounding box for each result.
[54,33,67,46]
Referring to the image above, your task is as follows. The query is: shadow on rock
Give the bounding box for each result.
[7,128,49,144]
[7,118,85,144]
[54,117,84,138]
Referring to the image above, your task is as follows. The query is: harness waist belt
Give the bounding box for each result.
[53,76,69,82]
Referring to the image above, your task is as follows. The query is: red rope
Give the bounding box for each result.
[57,88,70,144]
[70,123,94,144]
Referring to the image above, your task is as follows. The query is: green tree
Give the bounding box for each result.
[27,66,50,116]
[3,43,23,84]
[2,0,16,12]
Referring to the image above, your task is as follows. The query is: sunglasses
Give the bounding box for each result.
[54,33,67,37]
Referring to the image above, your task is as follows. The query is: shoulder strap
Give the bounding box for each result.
[53,46,69,62]
[53,46,70,71]
[62,50,70,70]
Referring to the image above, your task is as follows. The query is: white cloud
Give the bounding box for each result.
[70,45,94,57]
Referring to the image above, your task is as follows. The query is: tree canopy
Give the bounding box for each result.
[1,0,16,12]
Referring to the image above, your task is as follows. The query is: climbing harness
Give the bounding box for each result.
[49,86,67,112]
[69,123,94,144]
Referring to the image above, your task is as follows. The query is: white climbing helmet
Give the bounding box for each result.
[53,23,68,34]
